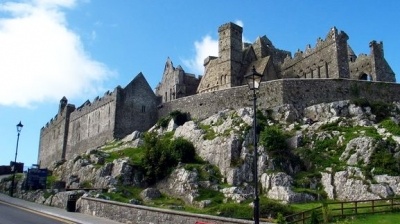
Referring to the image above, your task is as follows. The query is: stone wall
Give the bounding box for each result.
[158,79,400,121]
[38,104,74,168]
[280,27,350,79]
[114,73,158,138]
[79,197,270,224]
[66,88,119,160]
[39,73,158,169]
[155,58,200,103]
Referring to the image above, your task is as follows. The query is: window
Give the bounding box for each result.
[141,105,146,113]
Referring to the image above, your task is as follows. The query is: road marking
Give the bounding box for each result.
[0,200,77,224]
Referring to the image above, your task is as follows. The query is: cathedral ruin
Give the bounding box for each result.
[38,22,397,169]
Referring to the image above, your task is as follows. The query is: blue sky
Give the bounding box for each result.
[0,0,399,168]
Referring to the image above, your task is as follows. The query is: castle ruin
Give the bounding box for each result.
[38,22,397,169]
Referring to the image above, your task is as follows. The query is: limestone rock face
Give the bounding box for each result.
[156,168,199,204]
[321,167,396,201]
[140,188,161,201]
[52,150,143,190]
[374,175,400,195]
[174,109,253,185]
[260,172,315,203]
[340,137,376,166]
[6,100,400,208]
[220,185,254,203]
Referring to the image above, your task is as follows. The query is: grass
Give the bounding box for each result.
[335,213,400,224]
[287,199,400,223]
[104,147,145,165]
[102,185,143,203]
[380,119,400,136]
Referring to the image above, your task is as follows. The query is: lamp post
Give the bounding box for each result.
[10,121,23,197]
[245,66,263,224]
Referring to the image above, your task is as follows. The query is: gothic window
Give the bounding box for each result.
[360,73,373,81]
[325,62,329,78]
[317,67,321,78]
[88,117,90,137]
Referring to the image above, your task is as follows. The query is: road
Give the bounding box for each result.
[0,200,75,224]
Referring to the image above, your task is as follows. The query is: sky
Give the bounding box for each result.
[0,0,399,168]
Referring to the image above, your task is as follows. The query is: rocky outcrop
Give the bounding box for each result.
[174,109,253,186]
[260,172,315,203]
[156,168,199,204]
[5,100,400,208]
[321,166,400,201]
[140,188,161,202]
[340,137,376,166]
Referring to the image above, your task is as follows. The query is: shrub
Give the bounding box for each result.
[259,198,294,218]
[260,126,288,152]
[142,132,196,184]
[169,110,189,126]
[157,117,170,128]
[169,137,196,163]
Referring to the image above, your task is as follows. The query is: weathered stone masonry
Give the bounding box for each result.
[79,197,262,224]
[158,79,400,120]
[38,73,158,168]
[38,22,397,169]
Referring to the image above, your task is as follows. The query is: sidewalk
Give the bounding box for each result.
[0,193,122,224]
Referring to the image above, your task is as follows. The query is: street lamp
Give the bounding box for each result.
[10,121,23,197]
[244,66,263,224]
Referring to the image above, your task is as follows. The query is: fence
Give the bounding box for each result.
[285,198,400,224]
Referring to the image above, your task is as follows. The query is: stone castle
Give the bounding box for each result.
[38,22,397,169]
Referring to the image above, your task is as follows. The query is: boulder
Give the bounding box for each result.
[140,188,161,201]
[156,168,199,204]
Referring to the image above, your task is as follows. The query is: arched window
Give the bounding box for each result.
[359,73,373,81]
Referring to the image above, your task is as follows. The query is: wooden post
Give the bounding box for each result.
[341,202,344,217]
[372,200,375,213]
[355,201,358,214]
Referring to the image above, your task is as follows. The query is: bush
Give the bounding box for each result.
[157,117,170,128]
[169,110,189,126]
[142,132,196,184]
[169,137,196,163]
[260,126,287,152]
[259,198,294,218]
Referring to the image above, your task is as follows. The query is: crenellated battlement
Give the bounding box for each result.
[70,87,121,121]
[282,27,349,71]
[38,22,397,169]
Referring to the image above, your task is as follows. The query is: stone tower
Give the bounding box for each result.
[58,96,68,114]
[218,22,243,88]
[369,41,396,82]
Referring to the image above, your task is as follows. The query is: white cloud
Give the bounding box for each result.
[235,19,244,28]
[0,0,113,107]
[183,35,218,75]
[234,19,251,43]
[183,20,251,75]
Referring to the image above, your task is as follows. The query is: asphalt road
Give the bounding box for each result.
[0,200,75,224]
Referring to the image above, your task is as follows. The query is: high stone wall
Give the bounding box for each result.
[114,73,158,139]
[66,88,120,160]
[280,27,350,79]
[38,104,75,168]
[158,79,400,121]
